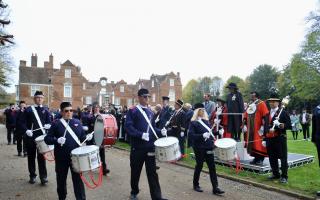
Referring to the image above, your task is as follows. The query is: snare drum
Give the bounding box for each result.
[71,145,101,173]
[214,138,237,161]
[35,135,54,154]
[94,114,118,146]
[154,137,181,162]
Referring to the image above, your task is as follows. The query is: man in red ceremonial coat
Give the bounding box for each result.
[243,91,269,165]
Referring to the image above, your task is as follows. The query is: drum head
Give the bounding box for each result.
[35,135,45,141]
[215,138,236,148]
[154,136,178,147]
[94,115,104,146]
[71,145,99,155]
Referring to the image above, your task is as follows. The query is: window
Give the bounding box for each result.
[65,69,71,78]
[83,83,86,90]
[169,79,174,86]
[127,98,133,107]
[64,83,72,98]
[30,85,40,96]
[152,93,156,102]
[120,85,125,93]
[115,97,120,105]
[152,80,154,87]
[168,89,175,101]
[86,96,92,105]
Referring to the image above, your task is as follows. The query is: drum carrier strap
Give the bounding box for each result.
[197,119,216,140]
[136,105,159,139]
[60,119,81,146]
[31,105,45,135]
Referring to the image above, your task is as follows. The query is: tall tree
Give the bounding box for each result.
[247,64,279,100]
[182,79,200,104]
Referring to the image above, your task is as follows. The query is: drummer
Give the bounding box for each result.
[125,88,168,200]
[189,103,224,195]
[44,102,93,200]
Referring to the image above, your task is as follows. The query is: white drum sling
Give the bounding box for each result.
[214,138,237,161]
[154,136,181,162]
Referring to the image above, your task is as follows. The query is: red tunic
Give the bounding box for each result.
[244,100,269,157]
[210,106,231,138]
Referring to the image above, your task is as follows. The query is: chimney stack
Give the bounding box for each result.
[31,53,38,67]
[49,53,53,68]
[19,60,26,67]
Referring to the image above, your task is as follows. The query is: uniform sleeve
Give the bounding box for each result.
[26,109,32,130]
[125,109,143,138]
[45,109,52,124]
[44,122,58,145]
[189,122,202,142]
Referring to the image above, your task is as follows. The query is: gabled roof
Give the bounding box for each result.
[19,66,51,84]
[61,60,74,66]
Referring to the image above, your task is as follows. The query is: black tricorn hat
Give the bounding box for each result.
[34,90,44,97]
[193,103,204,110]
[60,102,72,110]
[162,96,170,101]
[226,82,238,89]
[175,99,184,107]
[137,88,150,97]
[267,93,281,102]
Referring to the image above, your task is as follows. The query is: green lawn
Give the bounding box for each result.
[114,130,319,197]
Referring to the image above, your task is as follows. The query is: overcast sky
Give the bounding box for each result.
[5,0,318,93]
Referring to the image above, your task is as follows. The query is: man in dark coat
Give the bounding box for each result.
[225,83,244,141]
[157,96,173,129]
[312,104,320,197]
[4,103,17,145]
[15,101,28,156]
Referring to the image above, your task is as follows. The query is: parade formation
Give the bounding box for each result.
[2,81,320,200]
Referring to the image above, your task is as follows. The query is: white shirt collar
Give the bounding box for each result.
[34,104,43,108]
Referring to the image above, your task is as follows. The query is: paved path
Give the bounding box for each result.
[0,125,298,200]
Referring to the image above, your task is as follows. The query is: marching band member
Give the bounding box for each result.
[243,91,269,166]
[157,96,173,129]
[45,102,93,200]
[86,103,109,175]
[225,83,244,141]
[167,99,187,158]
[312,104,320,196]
[25,91,51,185]
[125,88,168,200]
[189,103,224,195]
[265,93,291,183]
[4,103,17,145]
[15,101,28,157]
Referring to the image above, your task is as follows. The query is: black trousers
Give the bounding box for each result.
[193,148,218,189]
[26,138,47,179]
[301,124,310,139]
[266,135,288,179]
[178,136,185,155]
[16,133,27,154]
[130,148,162,200]
[99,147,107,172]
[315,141,320,167]
[55,160,86,200]
[252,152,265,162]
[6,127,16,143]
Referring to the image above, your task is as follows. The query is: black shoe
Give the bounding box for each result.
[213,187,225,195]
[249,159,256,165]
[23,153,27,157]
[29,177,36,184]
[255,160,264,166]
[7,142,10,145]
[103,169,110,176]
[316,191,320,196]
[268,174,280,180]
[13,142,16,145]
[130,194,138,200]
[193,186,203,192]
[156,166,160,170]
[18,152,22,156]
[280,177,288,184]
[40,177,48,185]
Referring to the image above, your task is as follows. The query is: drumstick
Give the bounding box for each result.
[80,131,94,146]
[32,127,44,132]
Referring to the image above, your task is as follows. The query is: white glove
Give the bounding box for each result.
[44,124,51,130]
[142,132,149,141]
[242,125,247,133]
[161,128,167,136]
[258,126,264,136]
[26,130,33,137]
[202,132,210,139]
[86,134,93,141]
[219,128,224,136]
[262,141,266,147]
[214,119,221,124]
[273,119,280,127]
[291,123,295,127]
[83,126,89,131]
[57,137,66,145]
[180,132,185,137]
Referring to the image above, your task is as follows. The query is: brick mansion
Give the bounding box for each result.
[16,54,182,109]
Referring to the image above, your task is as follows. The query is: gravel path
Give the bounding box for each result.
[0,125,298,200]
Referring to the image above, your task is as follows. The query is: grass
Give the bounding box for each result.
[114,130,319,197]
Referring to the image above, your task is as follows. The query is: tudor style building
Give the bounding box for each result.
[17,54,182,109]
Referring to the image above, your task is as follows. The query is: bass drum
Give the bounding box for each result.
[94,114,118,147]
